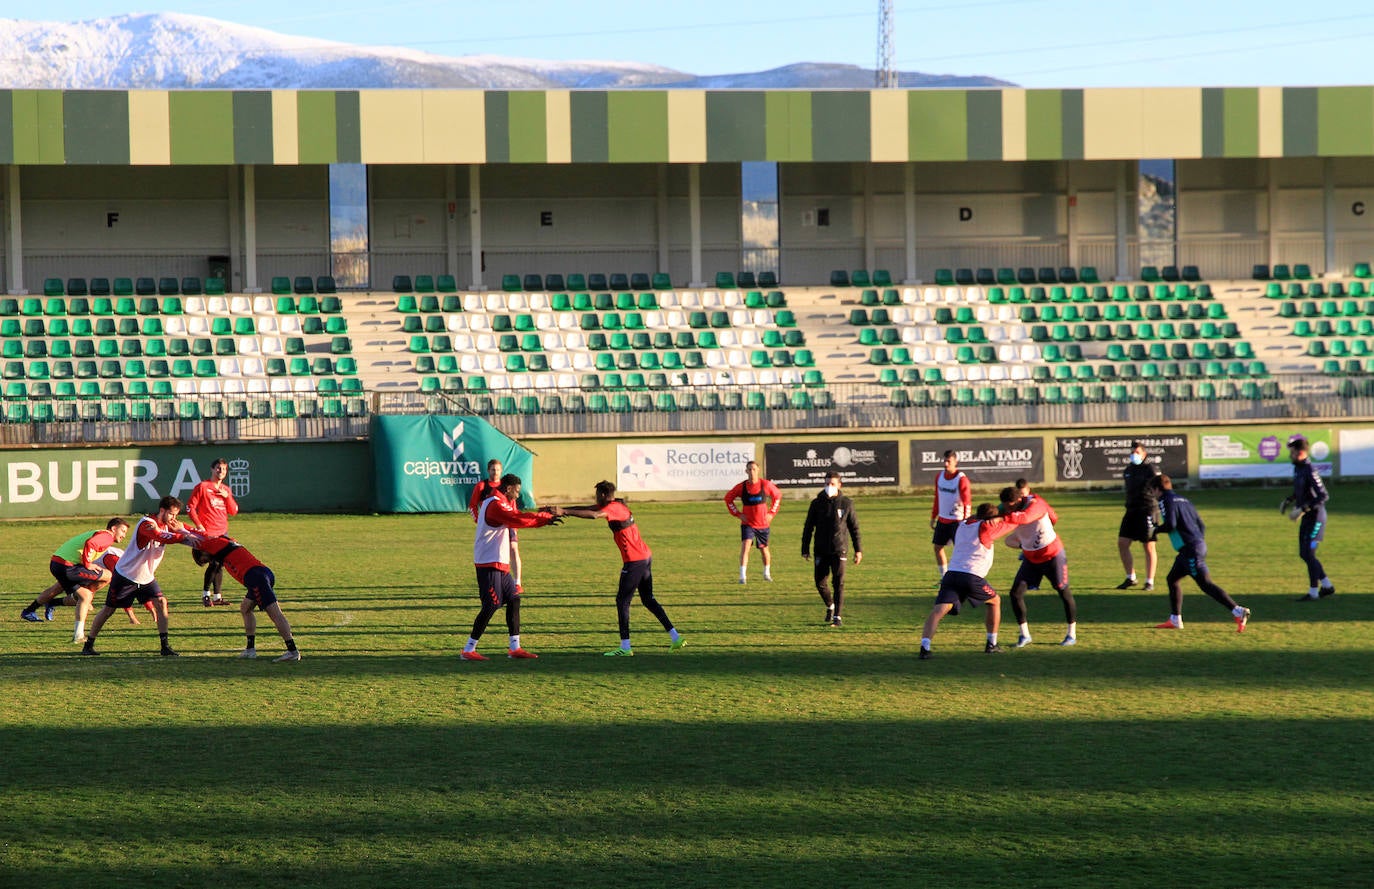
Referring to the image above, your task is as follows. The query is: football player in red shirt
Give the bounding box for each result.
[194,534,301,662]
[724,460,782,584]
[187,458,240,606]
[564,481,685,657]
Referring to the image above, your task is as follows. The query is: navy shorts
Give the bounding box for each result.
[476,566,520,608]
[936,570,998,608]
[49,559,104,595]
[1172,549,1209,580]
[1013,551,1069,592]
[105,572,163,609]
[932,521,959,547]
[243,565,278,610]
[1118,510,1158,543]
[741,525,771,547]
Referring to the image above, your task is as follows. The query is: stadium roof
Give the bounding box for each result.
[2,86,1372,165]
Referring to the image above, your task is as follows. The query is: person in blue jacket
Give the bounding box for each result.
[1150,474,1251,633]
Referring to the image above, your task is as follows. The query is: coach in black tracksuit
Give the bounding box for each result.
[801,470,863,628]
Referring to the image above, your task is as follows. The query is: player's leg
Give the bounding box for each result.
[919,601,956,658]
[79,605,117,654]
[146,586,177,656]
[1143,539,1158,590]
[1158,555,1187,628]
[1297,512,1333,598]
[634,561,675,634]
[758,532,772,582]
[814,557,834,623]
[209,563,226,604]
[30,580,63,609]
[983,590,1002,651]
[604,566,638,655]
[239,597,258,655]
[829,558,847,625]
[194,548,214,606]
[70,587,96,642]
[1049,555,1077,643]
[737,531,751,584]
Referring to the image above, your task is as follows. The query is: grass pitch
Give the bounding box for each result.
[2,486,1372,888]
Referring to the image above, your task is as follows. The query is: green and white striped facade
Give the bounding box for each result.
[3,87,1374,292]
[4,87,1374,164]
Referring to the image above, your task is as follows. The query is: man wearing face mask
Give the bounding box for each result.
[801,471,863,628]
[1116,440,1161,591]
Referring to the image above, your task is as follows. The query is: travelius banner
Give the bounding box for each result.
[370,415,534,513]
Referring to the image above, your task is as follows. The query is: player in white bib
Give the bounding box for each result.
[1000,480,1077,648]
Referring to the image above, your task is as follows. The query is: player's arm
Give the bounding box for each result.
[486,501,560,529]
[224,488,240,517]
[801,501,817,557]
[138,521,200,548]
[958,475,972,512]
[845,505,862,564]
[1046,504,1059,526]
[561,506,607,520]
[724,483,743,518]
[185,487,207,530]
[766,481,783,517]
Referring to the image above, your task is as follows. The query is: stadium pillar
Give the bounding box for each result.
[469,165,484,291]
[243,165,259,293]
[1323,157,1336,275]
[656,165,670,276]
[228,167,242,293]
[1115,161,1132,281]
[4,165,22,294]
[862,164,876,276]
[1267,159,1280,267]
[1066,162,1079,269]
[689,164,704,287]
[446,165,460,278]
[903,163,917,284]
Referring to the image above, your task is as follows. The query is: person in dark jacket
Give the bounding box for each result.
[1283,436,1335,601]
[1150,475,1251,633]
[801,470,862,627]
[1116,440,1162,591]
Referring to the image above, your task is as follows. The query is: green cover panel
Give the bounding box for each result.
[706,92,765,161]
[1224,88,1259,158]
[811,91,869,162]
[169,92,233,164]
[909,90,967,161]
[0,91,11,163]
[297,91,338,164]
[1283,87,1319,157]
[0,443,371,518]
[335,91,361,163]
[484,91,510,163]
[232,91,274,164]
[608,91,667,163]
[1201,88,1226,158]
[966,90,1003,161]
[508,91,548,164]
[64,90,130,164]
[1026,90,1063,160]
[570,91,608,163]
[1317,86,1374,157]
[1060,89,1084,160]
[370,415,535,513]
[765,92,812,162]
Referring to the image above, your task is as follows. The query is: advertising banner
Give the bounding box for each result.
[911,437,1044,484]
[1054,434,1188,483]
[371,415,533,512]
[616,442,753,492]
[0,443,370,519]
[1198,428,1333,480]
[763,441,900,488]
[1338,428,1374,477]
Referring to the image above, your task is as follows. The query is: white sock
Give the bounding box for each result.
[739,567,747,581]
[763,567,772,580]
[1321,578,1333,590]
[987,632,998,645]
[509,635,520,651]
[1170,614,1182,627]
[463,638,478,653]
[920,637,932,651]
[513,576,521,587]
[938,565,947,577]
[620,639,632,651]
[1066,622,1077,638]
[1018,622,1030,637]
[1231,606,1246,617]
[1127,573,1137,582]
[1308,586,1319,599]
[669,628,681,642]
[202,589,211,597]
[73,619,85,637]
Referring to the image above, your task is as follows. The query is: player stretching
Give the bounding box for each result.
[930,450,971,582]
[724,460,782,584]
[1284,436,1335,601]
[80,496,202,657]
[20,519,148,641]
[1150,475,1250,632]
[1000,481,1078,647]
[193,535,301,662]
[471,459,524,593]
[564,481,685,657]
[919,498,1047,659]
[463,474,561,661]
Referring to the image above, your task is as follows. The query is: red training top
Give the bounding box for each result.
[187,480,239,537]
[601,500,652,563]
[192,535,267,587]
[724,478,782,529]
[469,479,502,522]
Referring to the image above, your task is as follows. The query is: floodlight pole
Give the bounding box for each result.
[876,0,897,88]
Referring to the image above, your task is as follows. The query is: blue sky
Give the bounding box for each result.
[24,1,1374,87]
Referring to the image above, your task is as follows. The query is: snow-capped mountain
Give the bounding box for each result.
[0,13,1011,90]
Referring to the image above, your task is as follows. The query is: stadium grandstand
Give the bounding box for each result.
[2,86,1374,445]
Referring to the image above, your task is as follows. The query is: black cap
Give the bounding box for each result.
[1287,436,1308,451]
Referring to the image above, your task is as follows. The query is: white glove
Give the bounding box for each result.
[1279,496,1295,516]
[1288,506,1303,521]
